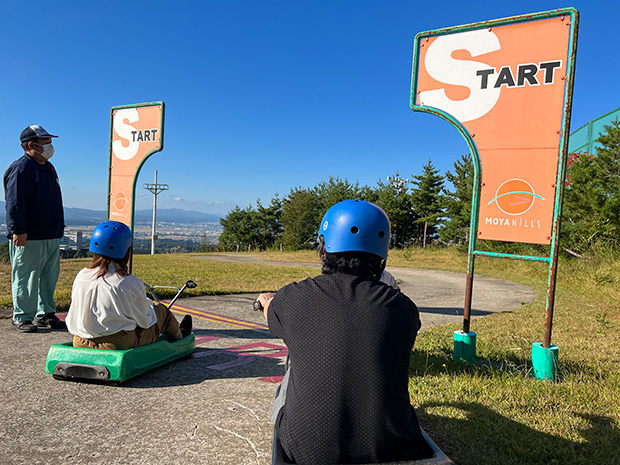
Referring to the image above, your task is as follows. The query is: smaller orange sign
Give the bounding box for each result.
[108,102,164,227]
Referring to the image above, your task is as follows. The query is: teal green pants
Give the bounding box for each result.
[9,239,60,322]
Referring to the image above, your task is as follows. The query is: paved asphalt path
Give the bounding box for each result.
[192,254,537,332]
[0,255,536,465]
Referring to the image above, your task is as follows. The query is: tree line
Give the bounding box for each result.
[218,120,620,257]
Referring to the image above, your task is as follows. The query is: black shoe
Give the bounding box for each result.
[12,320,38,333]
[179,314,193,338]
[33,313,67,330]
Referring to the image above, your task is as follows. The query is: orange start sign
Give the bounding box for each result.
[108,102,165,227]
[413,11,576,244]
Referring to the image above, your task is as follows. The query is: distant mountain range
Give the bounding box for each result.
[0,201,222,226]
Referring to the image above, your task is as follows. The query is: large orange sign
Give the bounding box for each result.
[108,102,165,227]
[413,13,574,244]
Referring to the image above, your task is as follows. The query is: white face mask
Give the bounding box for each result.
[38,143,55,160]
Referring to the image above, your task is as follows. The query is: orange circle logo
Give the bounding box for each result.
[114,191,128,211]
[489,179,543,215]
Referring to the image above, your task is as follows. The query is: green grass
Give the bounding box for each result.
[0,253,318,311]
[1,248,619,464]
[404,249,620,465]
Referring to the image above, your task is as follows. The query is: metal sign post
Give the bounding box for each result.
[143,170,169,255]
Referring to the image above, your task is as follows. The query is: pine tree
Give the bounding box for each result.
[316,177,366,210]
[374,172,417,248]
[281,187,321,250]
[410,160,445,248]
[218,205,256,251]
[440,154,474,247]
[253,196,283,250]
[562,119,620,254]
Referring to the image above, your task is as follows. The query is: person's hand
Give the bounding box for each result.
[256,292,276,319]
[257,292,275,308]
[13,233,27,247]
[257,292,275,303]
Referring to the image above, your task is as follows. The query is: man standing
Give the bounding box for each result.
[257,200,433,464]
[4,125,66,332]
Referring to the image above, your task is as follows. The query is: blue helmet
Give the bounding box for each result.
[89,221,132,259]
[319,200,391,259]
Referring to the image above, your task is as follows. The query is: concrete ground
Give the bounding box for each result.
[0,257,536,465]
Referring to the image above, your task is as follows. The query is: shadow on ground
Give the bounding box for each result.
[418,306,496,317]
[118,328,287,389]
[418,401,620,465]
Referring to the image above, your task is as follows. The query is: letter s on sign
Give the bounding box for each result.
[112,108,140,161]
[420,30,501,123]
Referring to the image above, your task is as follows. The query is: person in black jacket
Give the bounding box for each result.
[4,125,66,333]
[257,200,433,464]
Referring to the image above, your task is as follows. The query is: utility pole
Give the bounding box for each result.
[143,170,169,254]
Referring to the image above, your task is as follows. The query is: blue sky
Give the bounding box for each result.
[1,1,617,217]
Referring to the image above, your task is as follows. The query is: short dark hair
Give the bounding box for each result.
[318,236,385,280]
[21,139,45,151]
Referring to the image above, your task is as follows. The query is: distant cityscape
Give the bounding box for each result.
[0,202,224,254]
[62,220,223,253]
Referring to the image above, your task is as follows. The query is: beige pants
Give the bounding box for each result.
[73,303,180,350]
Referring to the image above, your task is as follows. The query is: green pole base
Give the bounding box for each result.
[531,342,559,382]
[453,331,477,363]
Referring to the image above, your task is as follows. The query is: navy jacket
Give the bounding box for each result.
[4,154,64,240]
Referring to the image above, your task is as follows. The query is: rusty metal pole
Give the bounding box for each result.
[463,263,475,333]
[543,244,560,347]
[543,10,579,348]
[463,144,482,335]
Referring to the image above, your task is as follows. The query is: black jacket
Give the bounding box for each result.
[4,154,64,240]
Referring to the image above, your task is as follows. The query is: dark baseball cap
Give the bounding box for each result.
[20,125,58,143]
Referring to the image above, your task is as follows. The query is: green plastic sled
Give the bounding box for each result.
[45,333,195,384]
